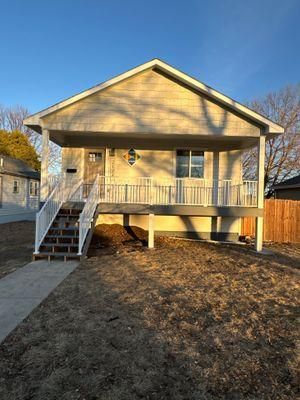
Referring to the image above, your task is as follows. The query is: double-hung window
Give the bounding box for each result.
[29,181,39,196]
[13,180,20,194]
[176,150,204,178]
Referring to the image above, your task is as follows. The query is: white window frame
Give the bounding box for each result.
[13,179,20,194]
[175,149,205,179]
[88,152,103,163]
[29,180,39,196]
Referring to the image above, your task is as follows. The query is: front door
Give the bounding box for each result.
[84,149,105,184]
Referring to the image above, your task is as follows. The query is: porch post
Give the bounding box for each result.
[255,135,265,252]
[148,213,155,248]
[40,128,50,203]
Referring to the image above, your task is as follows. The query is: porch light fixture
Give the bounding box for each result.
[123,148,141,166]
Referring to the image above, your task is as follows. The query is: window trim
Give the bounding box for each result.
[175,149,205,179]
[29,180,39,197]
[13,179,20,194]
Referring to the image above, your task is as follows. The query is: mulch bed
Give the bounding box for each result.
[0,224,299,399]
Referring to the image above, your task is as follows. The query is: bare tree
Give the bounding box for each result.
[243,85,300,197]
[0,104,61,172]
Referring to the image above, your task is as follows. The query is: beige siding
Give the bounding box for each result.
[61,148,84,179]
[43,69,260,137]
[109,148,242,182]
[112,149,174,178]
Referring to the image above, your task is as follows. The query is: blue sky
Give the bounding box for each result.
[1,0,299,113]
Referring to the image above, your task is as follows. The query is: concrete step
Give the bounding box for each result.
[34,252,80,261]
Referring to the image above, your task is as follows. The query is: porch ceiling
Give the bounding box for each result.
[50,130,259,151]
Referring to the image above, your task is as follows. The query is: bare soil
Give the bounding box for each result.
[0,221,35,278]
[0,224,299,399]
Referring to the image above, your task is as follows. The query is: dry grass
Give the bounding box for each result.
[0,221,35,278]
[0,225,299,399]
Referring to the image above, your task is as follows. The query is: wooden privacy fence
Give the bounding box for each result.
[241,199,300,243]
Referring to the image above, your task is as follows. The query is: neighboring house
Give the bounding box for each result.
[272,175,300,200]
[24,58,284,260]
[0,154,40,223]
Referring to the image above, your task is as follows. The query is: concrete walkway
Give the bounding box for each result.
[0,260,79,343]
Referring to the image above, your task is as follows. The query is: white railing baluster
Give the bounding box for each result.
[96,176,258,207]
[78,175,100,256]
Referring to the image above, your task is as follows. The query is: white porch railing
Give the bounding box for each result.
[34,176,83,254]
[97,177,258,207]
[78,175,100,255]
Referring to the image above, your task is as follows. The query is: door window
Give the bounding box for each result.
[88,152,102,163]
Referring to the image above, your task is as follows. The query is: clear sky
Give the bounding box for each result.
[1,0,299,113]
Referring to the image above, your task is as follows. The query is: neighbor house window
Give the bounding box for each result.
[176,150,204,178]
[13,180,20,193]
[29,181,39,196]
[88,152,102,162]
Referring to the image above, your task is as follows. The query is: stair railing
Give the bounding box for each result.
[34,176,83,254]
[78,175,100,256]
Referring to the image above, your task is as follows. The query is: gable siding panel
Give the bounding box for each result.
[43,70,260,137]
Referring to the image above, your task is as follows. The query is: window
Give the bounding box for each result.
[29,181,39,196]
[176,150,204,178]
[13,180,20,194]
[88,152,102,162]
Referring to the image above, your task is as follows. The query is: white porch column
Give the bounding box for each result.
[148,213,155,248]
[255,135,266,252]
[40,128,50,202]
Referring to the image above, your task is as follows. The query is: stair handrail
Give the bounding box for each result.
[34,176,83,254]
[78,175,100,256]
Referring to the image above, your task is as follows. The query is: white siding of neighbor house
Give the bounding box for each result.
[43,69,260,137]
[0,174,39,223]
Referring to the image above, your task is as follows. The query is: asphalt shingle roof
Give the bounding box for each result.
[0,154,40,180]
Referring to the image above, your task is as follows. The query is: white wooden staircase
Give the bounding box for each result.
[33,175,99,261]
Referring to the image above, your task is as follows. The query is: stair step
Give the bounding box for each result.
[35,251,80,259]
[49,227,79,231]
[52,221,79,228]
[45,235,79,240]
[41,243,78,248]
[56,214,80,219]
[62,201,85,210]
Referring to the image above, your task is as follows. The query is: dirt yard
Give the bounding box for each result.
[0,221,35,278]
[0,224,299,399]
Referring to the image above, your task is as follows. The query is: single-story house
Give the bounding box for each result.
[0,154,40,223]
[24,58,284,260]
[272,175,300,200]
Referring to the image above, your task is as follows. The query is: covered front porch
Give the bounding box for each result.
[36,129,265,256]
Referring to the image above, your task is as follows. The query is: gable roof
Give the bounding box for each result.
[24,58,284,136]
[0,154,40,180]
[273,175,300,190]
